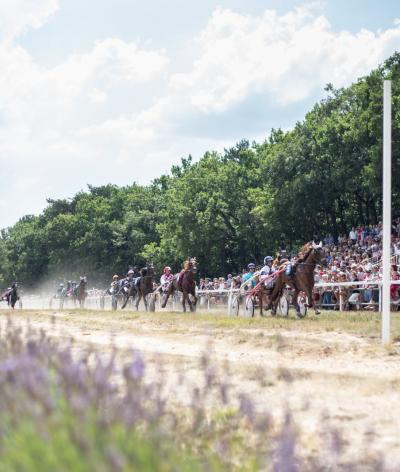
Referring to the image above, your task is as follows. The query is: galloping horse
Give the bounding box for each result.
[135,264,155,311]
[74,277,87,308]
[161,258,197,312]
[268,242,326,316]
[2,283,19,309]
[121,267,141,309]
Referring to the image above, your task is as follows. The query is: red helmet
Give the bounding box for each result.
[163,266,171,273]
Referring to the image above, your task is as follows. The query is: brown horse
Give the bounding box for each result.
[135,264,155,311]
[161,258,197,312]
[121,267,141,309]
[2,283,19,309]
[74,277,87,308]
[268,242,326,316]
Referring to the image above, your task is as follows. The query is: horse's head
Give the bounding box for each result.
[144,263,155,277]
[311,241,327,266]
[188,257,197,273]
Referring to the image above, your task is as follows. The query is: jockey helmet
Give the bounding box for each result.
[164,266,171,273]
[127,269,134,275]
[264,256,273,264]
[112,274,119,280]
[60,283,64,287]
[248,263,256,270]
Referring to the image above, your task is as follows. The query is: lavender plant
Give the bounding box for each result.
[0,318,393,471]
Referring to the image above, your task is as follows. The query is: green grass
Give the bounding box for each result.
[6,307,400,340]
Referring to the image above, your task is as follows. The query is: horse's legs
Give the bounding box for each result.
[186,292,194,311]
[121,289,132,309]
[305,287,319,315]
[182,291,187,312]
[259,293,264,317]
[192,290,197,311]
[292,289,300,313]
[136,292,141,310]
[161,285,173,308]
[161,293,169,308]
[271,290,281,316]
[268,279,282,313]
[187,290,196,312]
[144,293,148,312]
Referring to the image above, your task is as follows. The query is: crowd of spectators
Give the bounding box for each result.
[196,219,400,311]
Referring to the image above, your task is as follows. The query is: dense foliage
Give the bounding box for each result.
[1,54,400,287]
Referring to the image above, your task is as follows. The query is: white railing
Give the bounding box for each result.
[2,279,400,313]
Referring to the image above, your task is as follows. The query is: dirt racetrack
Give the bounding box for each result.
[2,308,400,465]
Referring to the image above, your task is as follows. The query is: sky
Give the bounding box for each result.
[1,0,400,229]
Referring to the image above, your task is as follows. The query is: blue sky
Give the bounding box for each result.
[1,0,400,228]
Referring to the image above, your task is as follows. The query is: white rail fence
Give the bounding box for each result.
[4,279,400,313]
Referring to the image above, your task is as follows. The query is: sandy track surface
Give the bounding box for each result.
[2,308,400,462]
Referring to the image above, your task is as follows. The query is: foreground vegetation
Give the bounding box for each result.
[1,54,400,287]
[0,316,396,471]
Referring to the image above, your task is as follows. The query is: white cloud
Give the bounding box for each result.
[1,3,400,228]
[80,4,400,156]
[168,6,400,111]
[0,37,169,165]
[88,88,108,104]
[0,0,59,42]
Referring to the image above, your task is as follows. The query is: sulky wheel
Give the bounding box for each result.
[230,296,240,316]
[297,295,308,318]
[278,294,289,317]
[244,296,255,318]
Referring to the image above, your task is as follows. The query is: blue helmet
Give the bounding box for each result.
[264,256,273,264]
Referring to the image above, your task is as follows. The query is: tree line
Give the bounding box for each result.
[1,54,400,288]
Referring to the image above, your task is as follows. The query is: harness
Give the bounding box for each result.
[295,262,317,274]
[246,267,285,297]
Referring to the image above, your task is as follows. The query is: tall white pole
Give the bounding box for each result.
[382,80,392,344]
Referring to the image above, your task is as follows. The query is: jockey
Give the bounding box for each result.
[111,274,119,286]
[286,242,314,277]
[242,263,257,288]
[56,283,64,297]
[65,280,72,296]
[109,274,119,294]
[127,269,135,283]
[178,259,191,285]
[160,266,174,291]
[260,256,275,276]
[273,250,290,269]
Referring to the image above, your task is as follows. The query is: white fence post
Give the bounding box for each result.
[227,285,233,316]
[382,80,392,343]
